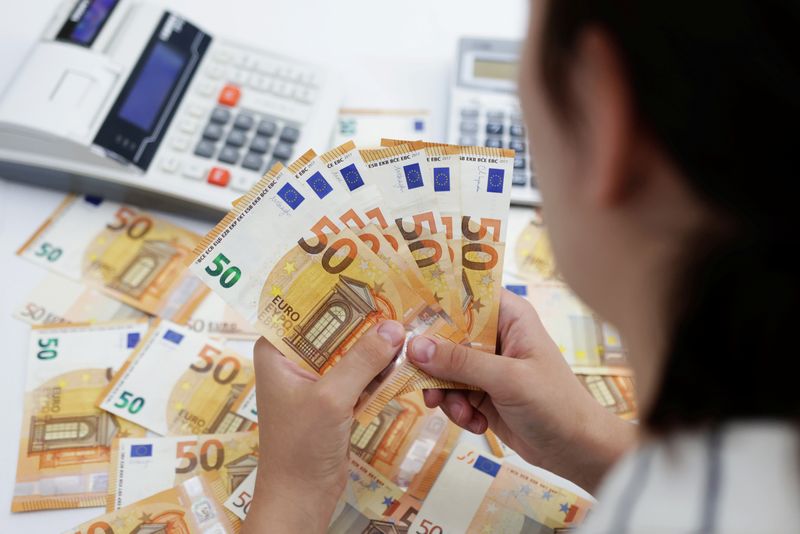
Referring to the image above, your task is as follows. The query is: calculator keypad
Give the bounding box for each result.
[191,100,301,176]
[159,43,315,194]
[458,106,535,190]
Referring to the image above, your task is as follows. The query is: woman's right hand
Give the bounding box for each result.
[407,289,637,493]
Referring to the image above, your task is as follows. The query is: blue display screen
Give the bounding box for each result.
[118,43,186,132]
[70,0,119,45]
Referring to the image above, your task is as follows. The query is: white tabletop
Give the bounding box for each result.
[0,0,592,530]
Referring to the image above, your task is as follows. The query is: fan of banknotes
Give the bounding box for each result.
[8,139,617,533]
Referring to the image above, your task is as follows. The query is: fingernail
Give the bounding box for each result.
[378,321,405,345]
[410,336,436,364]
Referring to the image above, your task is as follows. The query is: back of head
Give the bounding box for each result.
[539,1,800,431]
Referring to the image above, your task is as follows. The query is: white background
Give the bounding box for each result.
[0,0,592,530]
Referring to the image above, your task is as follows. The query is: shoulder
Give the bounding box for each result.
[578,422,800,534]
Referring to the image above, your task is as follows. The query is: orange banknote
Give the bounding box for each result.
[360,142,467,333]
[410,442,593,533]
[189,163,462,424]
[70,473,239,534]
[13,320,149,512]
[107,431,259,511]
[17,194,208,318]
[97,320,256,436]
[295,144,462,333]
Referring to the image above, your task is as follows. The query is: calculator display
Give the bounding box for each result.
[473,58,518,82]
[93,12,211,170]
[56,0,119,47]
[118,43,187,131]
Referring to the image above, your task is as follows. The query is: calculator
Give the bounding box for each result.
[0,0,340,218]
[447,37,540,206]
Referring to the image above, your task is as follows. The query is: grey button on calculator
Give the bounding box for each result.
[218,146,240,164]
[242,152,264,171]
[249,136,271,154]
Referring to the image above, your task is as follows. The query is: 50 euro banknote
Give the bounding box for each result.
[379,139,464,280]
[97,320,256,436]
[399,146,515,393]
[512,216,629,369]
[222,384,463,503]
[107,431,259,512]
[349,390,461,500]
[69,473,239,534]
[183,291,259,340]
[17,194,208,317]
[318,142,459,330]
[288,147,439,317]
[189,163,463,424]
[360,142,467,333]
[13,320,150,512]
[410,442,593,533]
[13,272,147,327]
[223,455,405,534]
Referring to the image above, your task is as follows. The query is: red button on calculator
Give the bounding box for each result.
[207,167,231,187]
[218,84,241,107]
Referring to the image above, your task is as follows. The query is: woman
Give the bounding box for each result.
[244,1,800,532]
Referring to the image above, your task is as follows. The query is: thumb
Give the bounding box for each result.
[320,320,406,406]
[408,336,507,393]
[253,337,320,391]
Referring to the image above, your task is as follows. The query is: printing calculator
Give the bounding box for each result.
[0,0,340,218]
[447,37,540,206]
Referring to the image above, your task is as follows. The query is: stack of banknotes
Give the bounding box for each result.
[9,139,606,532]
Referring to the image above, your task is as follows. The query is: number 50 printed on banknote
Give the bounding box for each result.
[189,164,462,424]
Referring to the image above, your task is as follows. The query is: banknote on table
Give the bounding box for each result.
[107,431,259,511]
[13,272,147,327]
[575,369,638,420]
[526,282,628,369]
[223,456,405,533]
[182,291,259,339]
[512,208,559,283]
[98,320,255,436]
[360,142,467,332]
[506,276,637,420]
[219,337,258,364]
[197,389,463,527]
[225,383,465,503]
[328,455,407,534]
[513,214,630,370]
[229,382,258,424]
[13,320,150,512]
[17,194,208,317]
[189,163,463,424]
[69,473,239,534]
[350,390,461,500]
[410,442,593,533]
[331,108,429,147]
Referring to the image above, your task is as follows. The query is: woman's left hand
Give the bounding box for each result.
[242,320,407,534]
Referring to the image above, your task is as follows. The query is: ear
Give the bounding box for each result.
[570,28,637,207]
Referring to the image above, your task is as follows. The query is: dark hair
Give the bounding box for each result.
[539,1,800,432]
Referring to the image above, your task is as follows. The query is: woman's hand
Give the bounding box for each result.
[242,320,406,534]
[408,289,637,492]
